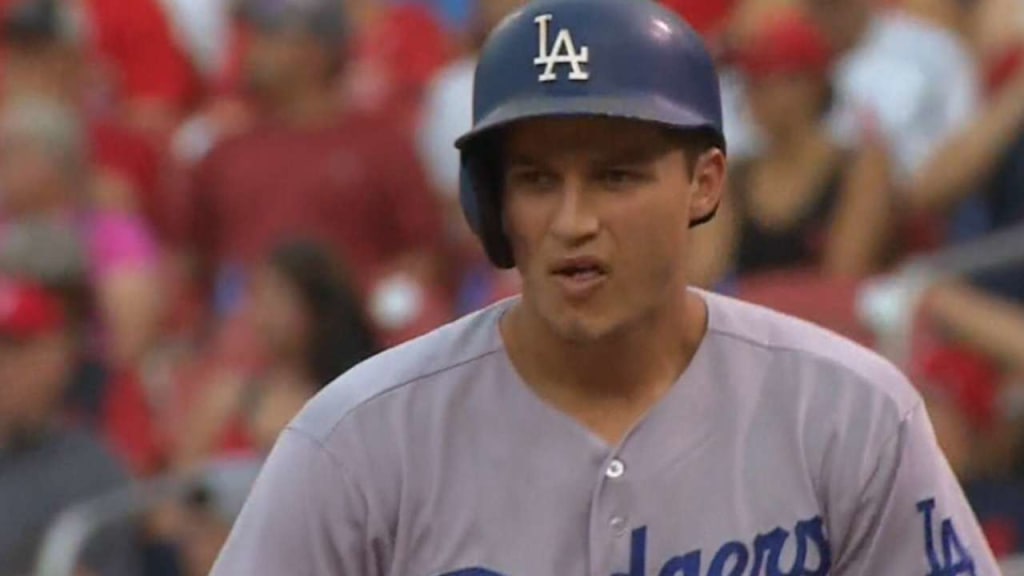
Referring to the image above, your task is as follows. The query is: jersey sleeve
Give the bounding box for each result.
[830,401,1000,574]
[210,428,388,576]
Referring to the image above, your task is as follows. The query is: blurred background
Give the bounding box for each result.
[0,0,1022,574]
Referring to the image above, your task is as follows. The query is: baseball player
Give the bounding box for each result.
[211,0,1000,574]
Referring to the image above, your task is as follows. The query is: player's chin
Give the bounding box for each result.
[544,305,621,343]
[530,281,618,338]
[551,318,610,344]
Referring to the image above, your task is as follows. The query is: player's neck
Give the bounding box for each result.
[506,289,707,405]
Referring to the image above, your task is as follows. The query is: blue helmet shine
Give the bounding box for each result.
[456,0,725,269]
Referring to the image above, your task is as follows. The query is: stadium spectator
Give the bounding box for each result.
[85,0,202,138]
[0,220,108,427]
[689,9,890,285]
[176,0,451,163]
[0,217,164,479]
[902,2,1024,250]
[417,0,527,314]
[0,0,171,238]
[418,0,475,33]
[0,99,86,222]
[0,0,201,136]
[0,97,165,371]
[239,240,377,450]
[158,0,234,83]
[172,240,377,471]
[343,0,453,129]
[857,0,1024,407]
[177,0,447,340]
[806,0,980,188]
[662,0,763,205]
[174,459,261,576]
[660,0,737,46]
[140,236,379,570]
[914,345,1024,558]
[803,0,982,255]
[919,281,1024,377]
[0,277,141,576]
[0,218,164,477]
[136,457,262,576]
[916,346,1002,477]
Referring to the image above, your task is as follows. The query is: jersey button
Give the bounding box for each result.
[609,516,628,536]
[606,458,626,479]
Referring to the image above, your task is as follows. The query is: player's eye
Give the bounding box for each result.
[506,167,559,192]
[599,167,646,189]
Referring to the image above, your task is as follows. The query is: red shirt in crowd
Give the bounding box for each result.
[181,110,444,293]
[346,2,452,121]
[88,120,169,230]
[83,0,201,113]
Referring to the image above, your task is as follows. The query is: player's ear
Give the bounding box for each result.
[688,149,726,225]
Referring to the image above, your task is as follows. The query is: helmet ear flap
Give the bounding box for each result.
[460,144,516,269]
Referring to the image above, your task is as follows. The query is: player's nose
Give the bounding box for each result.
[549,176,600,245]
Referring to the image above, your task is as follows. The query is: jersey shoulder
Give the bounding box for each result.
[288,299,509,442]
[703,290,921,415]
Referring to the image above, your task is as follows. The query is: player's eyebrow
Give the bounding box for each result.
[503,153,546,168]
[502,134,676,170]
[595,139,676,166]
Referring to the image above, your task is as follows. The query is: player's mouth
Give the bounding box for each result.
[550,257,609,298]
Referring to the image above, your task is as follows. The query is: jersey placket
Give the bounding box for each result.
[583,329,718,575]
[589,451,636,575]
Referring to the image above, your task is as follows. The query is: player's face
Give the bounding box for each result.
[501,117,723,342]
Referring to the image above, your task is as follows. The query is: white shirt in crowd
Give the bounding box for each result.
[828,10,980,184]
[418,56,477,199]
[723,10,979,187]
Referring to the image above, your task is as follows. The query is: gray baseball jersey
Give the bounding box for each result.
[211,291,999,575]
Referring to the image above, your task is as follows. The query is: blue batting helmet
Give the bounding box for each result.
[454,0,726,269]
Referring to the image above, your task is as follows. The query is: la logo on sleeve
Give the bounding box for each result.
[918,498,977,576]
[533,13,590,83]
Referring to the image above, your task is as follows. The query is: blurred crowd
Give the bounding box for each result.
[0,0,1023,574]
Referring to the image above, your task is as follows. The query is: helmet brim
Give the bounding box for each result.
[454,93,725,152]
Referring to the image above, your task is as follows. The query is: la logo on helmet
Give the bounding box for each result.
[533,14,590,82]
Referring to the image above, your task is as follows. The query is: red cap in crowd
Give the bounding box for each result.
[734,9,834,80]
[0,278,66,339]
